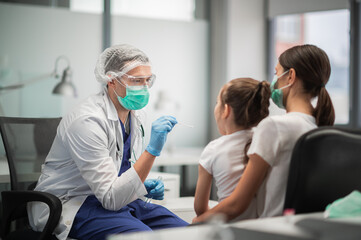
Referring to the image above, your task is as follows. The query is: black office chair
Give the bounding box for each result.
[284,127,361,214]
[0,117,62,240]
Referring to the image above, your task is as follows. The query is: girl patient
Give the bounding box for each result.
[194,78,270,220]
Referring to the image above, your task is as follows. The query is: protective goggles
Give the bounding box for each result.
[117,72,156,88]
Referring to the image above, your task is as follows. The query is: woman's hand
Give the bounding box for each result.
[192,216,200,224]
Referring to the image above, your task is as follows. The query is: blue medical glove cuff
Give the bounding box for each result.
[144,179,155,192]
[145,145,160,157]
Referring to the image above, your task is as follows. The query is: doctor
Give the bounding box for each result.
[28,44,188,240]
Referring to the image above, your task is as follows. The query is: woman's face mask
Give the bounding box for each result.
[270,70,291,109]
[113,80,149,110]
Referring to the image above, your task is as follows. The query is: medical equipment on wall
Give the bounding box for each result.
[0,55,76,96]
[52,56,77,97]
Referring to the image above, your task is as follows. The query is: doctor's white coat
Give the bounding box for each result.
[28,88,148,240]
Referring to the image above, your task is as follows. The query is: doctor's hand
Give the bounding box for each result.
[145,116,177,156]
[144,179,164,200]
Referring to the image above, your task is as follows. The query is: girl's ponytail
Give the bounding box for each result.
[257,81,271,121]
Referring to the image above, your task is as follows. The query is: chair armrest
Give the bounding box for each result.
[1,190,62,240]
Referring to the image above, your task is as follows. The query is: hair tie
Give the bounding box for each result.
[320,82,325,88]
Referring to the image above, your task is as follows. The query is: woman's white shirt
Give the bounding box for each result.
[248,112,317,218]
[199,129,257,220]
[27,88,147,240]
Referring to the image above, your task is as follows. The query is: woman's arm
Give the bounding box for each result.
[193,154,270,223]
[194,164,213,216]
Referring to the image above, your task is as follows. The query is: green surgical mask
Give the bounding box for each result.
[270,70,290,109]
[325,190,361,218]
[114,82,149,110]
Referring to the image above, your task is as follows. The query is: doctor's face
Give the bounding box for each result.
[115,65,152,97]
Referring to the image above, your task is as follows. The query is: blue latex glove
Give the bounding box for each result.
[144,179,164,200]
[145,116,177,156]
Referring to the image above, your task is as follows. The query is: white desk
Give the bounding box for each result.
[153,147,202,195]
[154,147,202,167]
[231,213,361,240]
[107,212,361,240]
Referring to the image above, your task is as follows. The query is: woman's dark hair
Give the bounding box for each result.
[279,44,335,126]
[220,78,271,163]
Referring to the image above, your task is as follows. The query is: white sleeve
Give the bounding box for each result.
[199,141,217,175]
[247,117,281,167]
[63,116,147,211]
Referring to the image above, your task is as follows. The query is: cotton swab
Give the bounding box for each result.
[177,122,194,128]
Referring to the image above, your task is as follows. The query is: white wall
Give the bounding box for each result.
[228,0,266,81]
[0,3,102,117]
[209,0,267,140]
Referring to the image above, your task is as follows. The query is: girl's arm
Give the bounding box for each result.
[194,164,213,216]
[193,154,269,223]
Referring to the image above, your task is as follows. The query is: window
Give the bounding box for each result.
[70,0,195,21]
[70,0,102,14]
[111,0,195,21]
[270,10,350,124]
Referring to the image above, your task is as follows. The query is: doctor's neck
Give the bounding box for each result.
[117,107,130,124]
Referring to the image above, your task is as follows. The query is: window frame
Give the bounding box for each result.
[266,0,361,128]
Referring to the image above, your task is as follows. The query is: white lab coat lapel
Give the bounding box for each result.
[103,88,123,172]
[130,110,145,165]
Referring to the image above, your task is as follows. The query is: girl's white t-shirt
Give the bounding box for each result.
[199,129,257,220]
[248,112,317,218]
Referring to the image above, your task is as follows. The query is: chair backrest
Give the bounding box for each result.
[284,127,361,214]
[0,117,61,191]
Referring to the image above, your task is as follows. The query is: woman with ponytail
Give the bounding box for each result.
[193,44,335,223]
[194,78,270,220]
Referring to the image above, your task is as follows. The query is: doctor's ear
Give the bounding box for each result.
[107,79,116,88]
